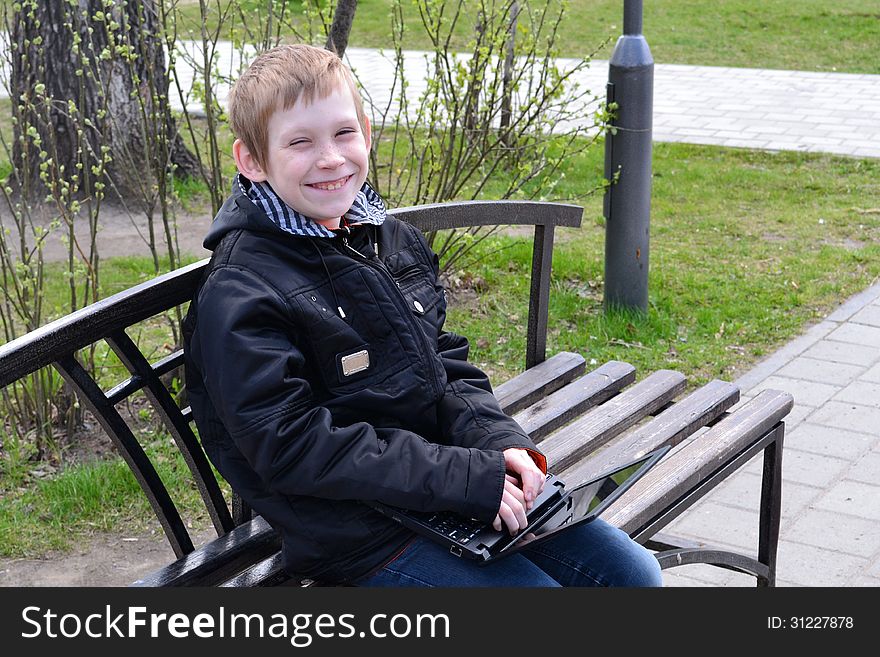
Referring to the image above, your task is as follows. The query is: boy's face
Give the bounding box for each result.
[234,84,371,228]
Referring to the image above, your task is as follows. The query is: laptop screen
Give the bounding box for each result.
[495,446,669,556]
[567,453,656,517]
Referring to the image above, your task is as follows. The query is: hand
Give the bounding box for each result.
[503,448,545,510]
[492,475,529,536]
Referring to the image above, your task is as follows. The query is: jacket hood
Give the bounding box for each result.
[203,183,273,251]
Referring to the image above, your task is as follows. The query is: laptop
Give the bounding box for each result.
[368,445,670,564]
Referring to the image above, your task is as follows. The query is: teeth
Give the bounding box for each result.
[312,177,348,191]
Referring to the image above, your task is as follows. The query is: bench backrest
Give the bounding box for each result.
[0,200,582,558]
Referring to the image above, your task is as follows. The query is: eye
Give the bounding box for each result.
[336,128,358,138]
[289,138,309,147]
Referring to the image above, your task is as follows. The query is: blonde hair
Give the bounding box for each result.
[228,44,367,169]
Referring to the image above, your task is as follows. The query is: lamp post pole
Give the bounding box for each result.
[603,0,654,312]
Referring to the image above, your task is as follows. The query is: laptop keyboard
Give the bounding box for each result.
[419,512,486,545]
[383,475,563,548]
[418,474,560,545]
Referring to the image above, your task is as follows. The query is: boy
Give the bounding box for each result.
[183,44,661,587]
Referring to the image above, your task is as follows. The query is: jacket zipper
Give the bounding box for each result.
[337,236,441,398]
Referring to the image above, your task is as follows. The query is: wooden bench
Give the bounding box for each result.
[0,200,793,587]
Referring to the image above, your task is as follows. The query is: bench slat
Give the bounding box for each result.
[560,379,741,484]
[540,369,688,473]
[391,200,583,232]
[220,552,292,588]
[512,360,636,442]
[494,351,585,415]
[600,389,794,536]
[130,516,281,587]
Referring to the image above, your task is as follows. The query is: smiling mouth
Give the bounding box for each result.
[308,175,352,191]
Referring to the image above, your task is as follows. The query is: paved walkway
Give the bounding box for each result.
[648,64,880,159]
[165,44,880,158]
[342,47,880,158]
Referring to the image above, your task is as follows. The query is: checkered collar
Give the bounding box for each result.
[237,174,386,238]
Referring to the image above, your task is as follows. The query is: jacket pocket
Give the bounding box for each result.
[399,276,444,345]
[294,287,407,395]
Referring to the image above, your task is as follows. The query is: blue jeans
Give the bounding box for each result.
[354,518,662,587]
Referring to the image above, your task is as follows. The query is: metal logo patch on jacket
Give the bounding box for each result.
[340,349,370,376]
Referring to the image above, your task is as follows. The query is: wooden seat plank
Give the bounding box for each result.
[220,552,292,588]
[512,360,636,442]
[559,379,741,485]
[539,369,687,473]
[599,389,794,536]
[494,351,585,415]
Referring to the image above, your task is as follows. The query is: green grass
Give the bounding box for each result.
[546,0,880,73]
[0,427,219,557]
[446,142,880,385]
[0,459,144,556]
[36,253,199,318]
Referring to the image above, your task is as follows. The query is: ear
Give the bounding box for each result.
[363,116,372,152]
[232,139,268,182]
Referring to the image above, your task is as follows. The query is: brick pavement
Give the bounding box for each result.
[342,47,880,158]
[160,44,880,159]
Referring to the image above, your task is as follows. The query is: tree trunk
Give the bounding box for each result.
[326,0,358,58]
[8,0,199,208]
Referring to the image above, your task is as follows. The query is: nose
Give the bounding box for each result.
[316,143,345,169]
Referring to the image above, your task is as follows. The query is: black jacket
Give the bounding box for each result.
[182,187,544,583]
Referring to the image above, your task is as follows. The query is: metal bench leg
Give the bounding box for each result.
[645,420,787,587]
[654,547,771,581]
[756,422,785,587]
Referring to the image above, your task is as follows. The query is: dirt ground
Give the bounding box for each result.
[0,528,217,587]
[0,201,213,264]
